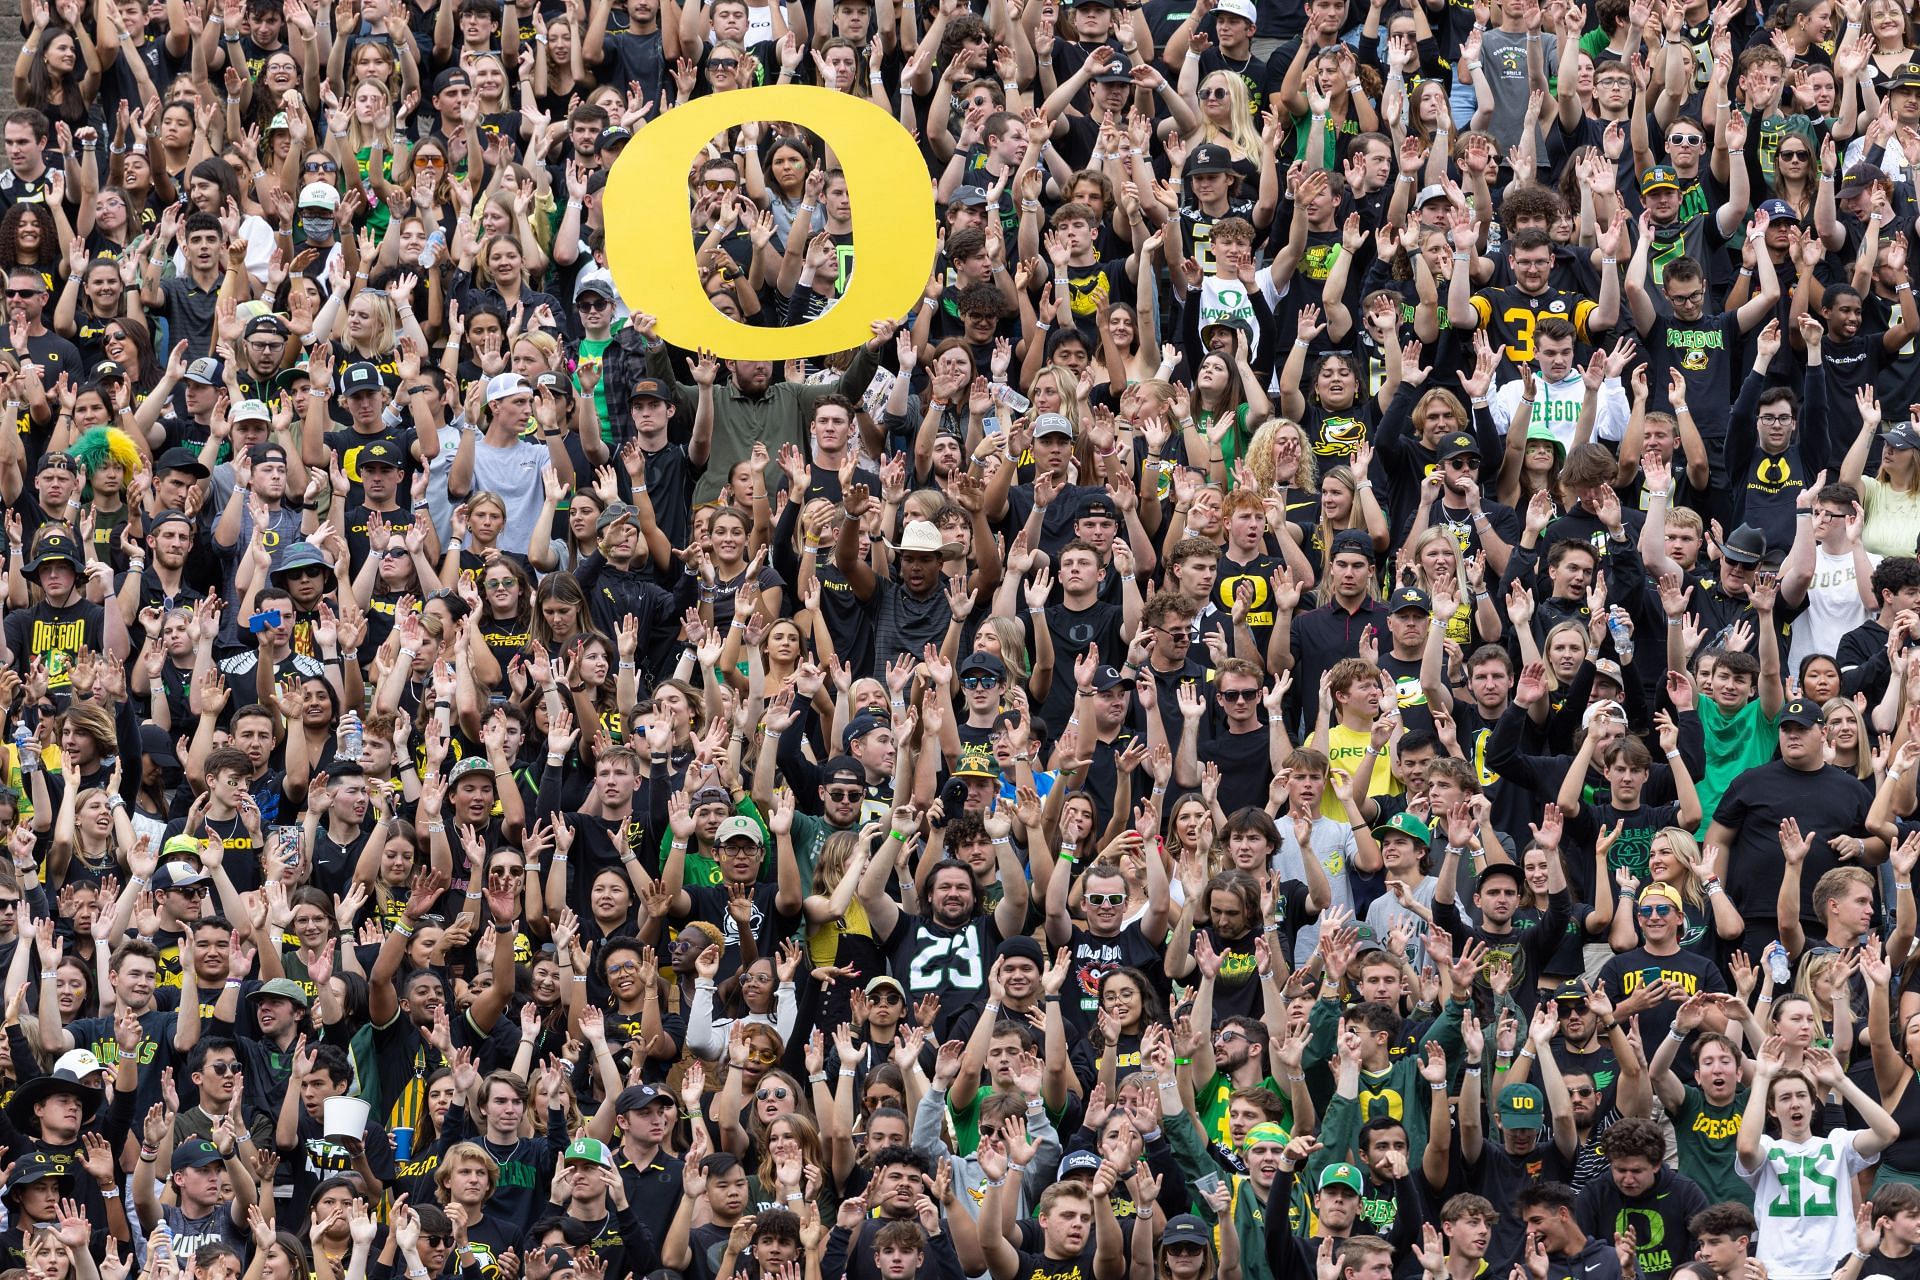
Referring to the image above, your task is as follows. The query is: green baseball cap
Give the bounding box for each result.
[1371,811,1432,846]
[1318,1163,1365,1195]
[1497,1083,1547,1130]
[563,1136,616,1170]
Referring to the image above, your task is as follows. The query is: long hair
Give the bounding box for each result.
[1244,417,1317,494]
[1190,70,1261,157]
[0,202,55,273]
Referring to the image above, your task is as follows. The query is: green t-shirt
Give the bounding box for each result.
[574,331,616,440]
[1671,1084,1752,1207]
[1694,697,1780,838]
[1197,1070,1285,1150]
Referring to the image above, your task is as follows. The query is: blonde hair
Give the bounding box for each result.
[1647,826,1708,909]
[1244,417,1316,494]
[1190,71,1262,158]
[978,616,1032,681]
[433,1142,500,1201]
[1820,696,1875,781]
[1541,619,1589,693]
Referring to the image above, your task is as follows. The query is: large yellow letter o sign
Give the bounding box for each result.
[603,86,937,362]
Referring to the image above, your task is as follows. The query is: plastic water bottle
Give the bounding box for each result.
[11,723,29,773]
[993,383,1030,414]
[1765,940,1792,987]
[1606,609,1634,664]
[340,711,364,763]
[419,227,446,270]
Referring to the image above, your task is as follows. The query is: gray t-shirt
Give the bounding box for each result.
[467,436,553,555]
[1479,29,1558,153]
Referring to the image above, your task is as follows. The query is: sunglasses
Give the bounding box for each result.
[415,155,446,169]
[4,288,41,299]
[961,674,1000,689]
[304,160,339,172]
[707,58,739,70]
[1218,687,1260,702]
[1085,893,1127,906]
[1637,902,1674,918]
[1444,456,1480,469]
[701,178,738,192]
[170,885,209,897]
[1777,149,1810,160]
[1198,87,1229,100]
[755,1085,788,1100]
[577,296,612,310]
[1558,1001,1588,1015]
[1668,133,1703,145]
[482,577,517,589]
[864,1094,899,1108]
[424,1236,453,1247]
[747,1048,779,1066]
[825,787,863,802]
[204,1061,238,1076]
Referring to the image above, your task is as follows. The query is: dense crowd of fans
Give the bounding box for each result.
[1,1,1919,1280]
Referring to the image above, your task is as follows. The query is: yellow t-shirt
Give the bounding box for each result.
[1321,722,1401,820]
[1861,476,1920,560]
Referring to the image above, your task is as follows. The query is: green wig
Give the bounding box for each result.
[65,426,143,483]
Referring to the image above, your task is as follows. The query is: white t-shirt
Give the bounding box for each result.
[1489,373,1628,448]
[1738,1129,1876,1280]
[1789,545,1877,673]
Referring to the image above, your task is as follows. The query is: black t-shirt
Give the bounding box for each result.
[1712,761,1873,928]
[1063,920,1165,1033]
[4,599,105,694]
[674,883,803,981]
[1595,945,1726,1045]
[881,911,1004,1040]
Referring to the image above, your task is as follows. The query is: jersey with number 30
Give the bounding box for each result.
[1469,286,1597,375]
[1738,1129,1876,1280]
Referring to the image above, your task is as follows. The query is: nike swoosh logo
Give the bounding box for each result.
[1586,1264,1605,1272]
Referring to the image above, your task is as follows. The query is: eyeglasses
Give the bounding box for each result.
[304,160,339,173]
[824,786,863,802]
[1757,413,1797,425]
[1667,289,1705,305]
[961,674,1000,689]
[606,961,639,977]
[1813,509,1850,522]
[1637,902,1674,918]
[1668,133,1703,146]
[1198,86,1230,100]
[1218,687,1260,702]
[1085,892,1127,906]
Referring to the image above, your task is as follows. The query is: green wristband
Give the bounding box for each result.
[889,829,911,843]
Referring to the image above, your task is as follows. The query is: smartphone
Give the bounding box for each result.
[247,608,285,633]
[1640,966,1664,985]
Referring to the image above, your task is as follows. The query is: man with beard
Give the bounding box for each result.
[230,314,291,403]
[366,871,518,1136]
[115,511,203,648]
[1546,981,1622,1113]
[859,822,1023,1039]
[1045,856,1167,1035]
[639,313,883,506]
[5,531,123,695]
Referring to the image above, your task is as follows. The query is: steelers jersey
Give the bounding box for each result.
[1470,286,1598,370]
